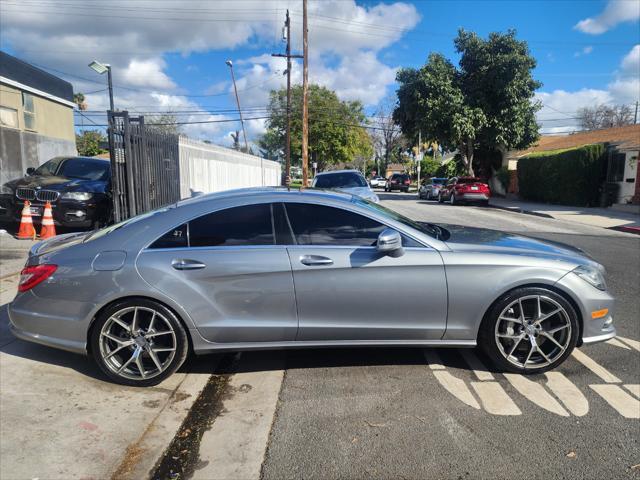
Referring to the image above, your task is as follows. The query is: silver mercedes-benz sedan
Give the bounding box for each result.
[9,188,615,386]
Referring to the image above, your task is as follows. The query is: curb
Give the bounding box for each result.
[111,370,213,480]
[486,203,555,219]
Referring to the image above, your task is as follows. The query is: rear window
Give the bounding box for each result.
[314,172,367,188]
[457,177,481,184]
[432,178,446,185]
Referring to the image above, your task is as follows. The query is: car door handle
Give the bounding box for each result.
[300,255,333,266]
[171,259,206,270]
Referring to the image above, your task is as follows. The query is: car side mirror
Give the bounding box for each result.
[26,167,35,176]
[377,228,404,257]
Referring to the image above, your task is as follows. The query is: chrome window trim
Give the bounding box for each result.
[143,244,434,253]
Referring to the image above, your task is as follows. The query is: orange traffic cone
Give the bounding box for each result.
[39,201,56,239]
[16,200,36,240]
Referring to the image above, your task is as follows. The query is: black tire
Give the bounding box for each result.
[90,298,189,386]
[478,287,579,374]
[481,200,489,207]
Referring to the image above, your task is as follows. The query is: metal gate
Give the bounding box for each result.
[108,111,181,222]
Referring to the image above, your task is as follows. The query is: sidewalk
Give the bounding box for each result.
[489,197,640,231]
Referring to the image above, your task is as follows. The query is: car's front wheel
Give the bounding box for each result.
[479,287,578,373]
[90,298,189,386]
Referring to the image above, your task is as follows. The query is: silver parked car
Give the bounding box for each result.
[9,188,615,386]
[312,169,379,203]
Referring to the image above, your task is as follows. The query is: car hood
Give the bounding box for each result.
[440,224,595,265]
[5,175,107,193]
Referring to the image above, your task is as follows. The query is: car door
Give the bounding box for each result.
[281,202,447,342]
[136,202,298,344]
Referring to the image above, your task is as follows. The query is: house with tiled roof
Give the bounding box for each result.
[505,124,640,205]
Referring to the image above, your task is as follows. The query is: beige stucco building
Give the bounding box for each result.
[0,51,76,185]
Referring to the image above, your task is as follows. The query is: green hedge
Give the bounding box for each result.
[517,144,607,206]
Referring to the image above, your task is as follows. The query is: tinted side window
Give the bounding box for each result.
[273,203,294,245]
[285,203,385,246]
[190,204,274,247]
[150,223,188,249]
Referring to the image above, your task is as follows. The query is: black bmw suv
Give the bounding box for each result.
[0,156,111,229]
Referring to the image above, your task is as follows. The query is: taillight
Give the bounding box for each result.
[18,264,57,292]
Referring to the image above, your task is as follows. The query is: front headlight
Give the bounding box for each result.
[62,192,93,201]
[573,265,606,291]
[0,185,13,195]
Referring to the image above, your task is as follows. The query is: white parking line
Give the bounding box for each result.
[504,374,569,416]
[571,349,621,384]
[433,371,481,410]
[605,338,631,350]
[590,385,640,419]
[471,382,522,416]
[544,372,589,417]
[460,350,494,381]
[623,384,640,399]
[617,336,640,352]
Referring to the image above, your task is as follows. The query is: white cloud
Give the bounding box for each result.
[1,0,418,143]
[574,45,594,57]
[536,44,640,134]
[621,44,640,72]
[121,58,176,89]
[574,0,640,34]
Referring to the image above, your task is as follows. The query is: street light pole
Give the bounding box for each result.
[226,60,249,153]
[106,65,114,113]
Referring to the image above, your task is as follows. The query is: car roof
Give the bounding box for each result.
[314,169,362,176]
[176,186,356,208]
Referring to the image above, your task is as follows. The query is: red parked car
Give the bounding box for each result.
[438,177,491,206]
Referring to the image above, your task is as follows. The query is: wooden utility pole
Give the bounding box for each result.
[301,0,309,187]
[272,10,303,188]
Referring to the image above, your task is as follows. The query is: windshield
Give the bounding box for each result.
[432,178,447,185]
[33,157,65,176]
[58,159,110,180]
[314,172,367,188]
[352,197,443,239]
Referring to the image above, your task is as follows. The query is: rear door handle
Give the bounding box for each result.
[172,259,206,270]
[300,255,333,266]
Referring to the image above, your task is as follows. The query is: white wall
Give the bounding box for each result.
[178,136,281,198]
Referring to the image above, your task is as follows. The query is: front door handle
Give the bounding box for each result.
[172,259,206,270]
[300,255,333,266]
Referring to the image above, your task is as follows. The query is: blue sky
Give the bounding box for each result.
[1,0,638,144]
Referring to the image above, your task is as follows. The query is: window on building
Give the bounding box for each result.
[0,106,18,128]
[22,92,36,130]
[608,153,626,182]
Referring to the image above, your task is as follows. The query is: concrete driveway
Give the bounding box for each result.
[0,232,213,480]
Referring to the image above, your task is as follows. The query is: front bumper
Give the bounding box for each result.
[3,198,101,228]
[554,271,616,345]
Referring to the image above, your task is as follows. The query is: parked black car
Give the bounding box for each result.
[0,156,111,229]
[384,173,411,192]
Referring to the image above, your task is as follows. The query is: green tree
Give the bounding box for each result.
[146,113,181,135]
[394,29,541,176]
[76,130,106,156]
[260,84,372,171]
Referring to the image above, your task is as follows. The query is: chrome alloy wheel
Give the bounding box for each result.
[494,295,572,370]
[98,306,177,380]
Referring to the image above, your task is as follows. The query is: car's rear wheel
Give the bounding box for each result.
[90,298,189,386]
[479,287,578,373]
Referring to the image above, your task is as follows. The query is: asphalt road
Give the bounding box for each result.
[260,192,640,480]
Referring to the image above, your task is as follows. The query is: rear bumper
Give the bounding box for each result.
[8,290,93,354]
[458,193,490,202]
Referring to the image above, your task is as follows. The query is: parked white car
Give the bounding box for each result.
[369,176,386,188]
[312,170,379,203]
